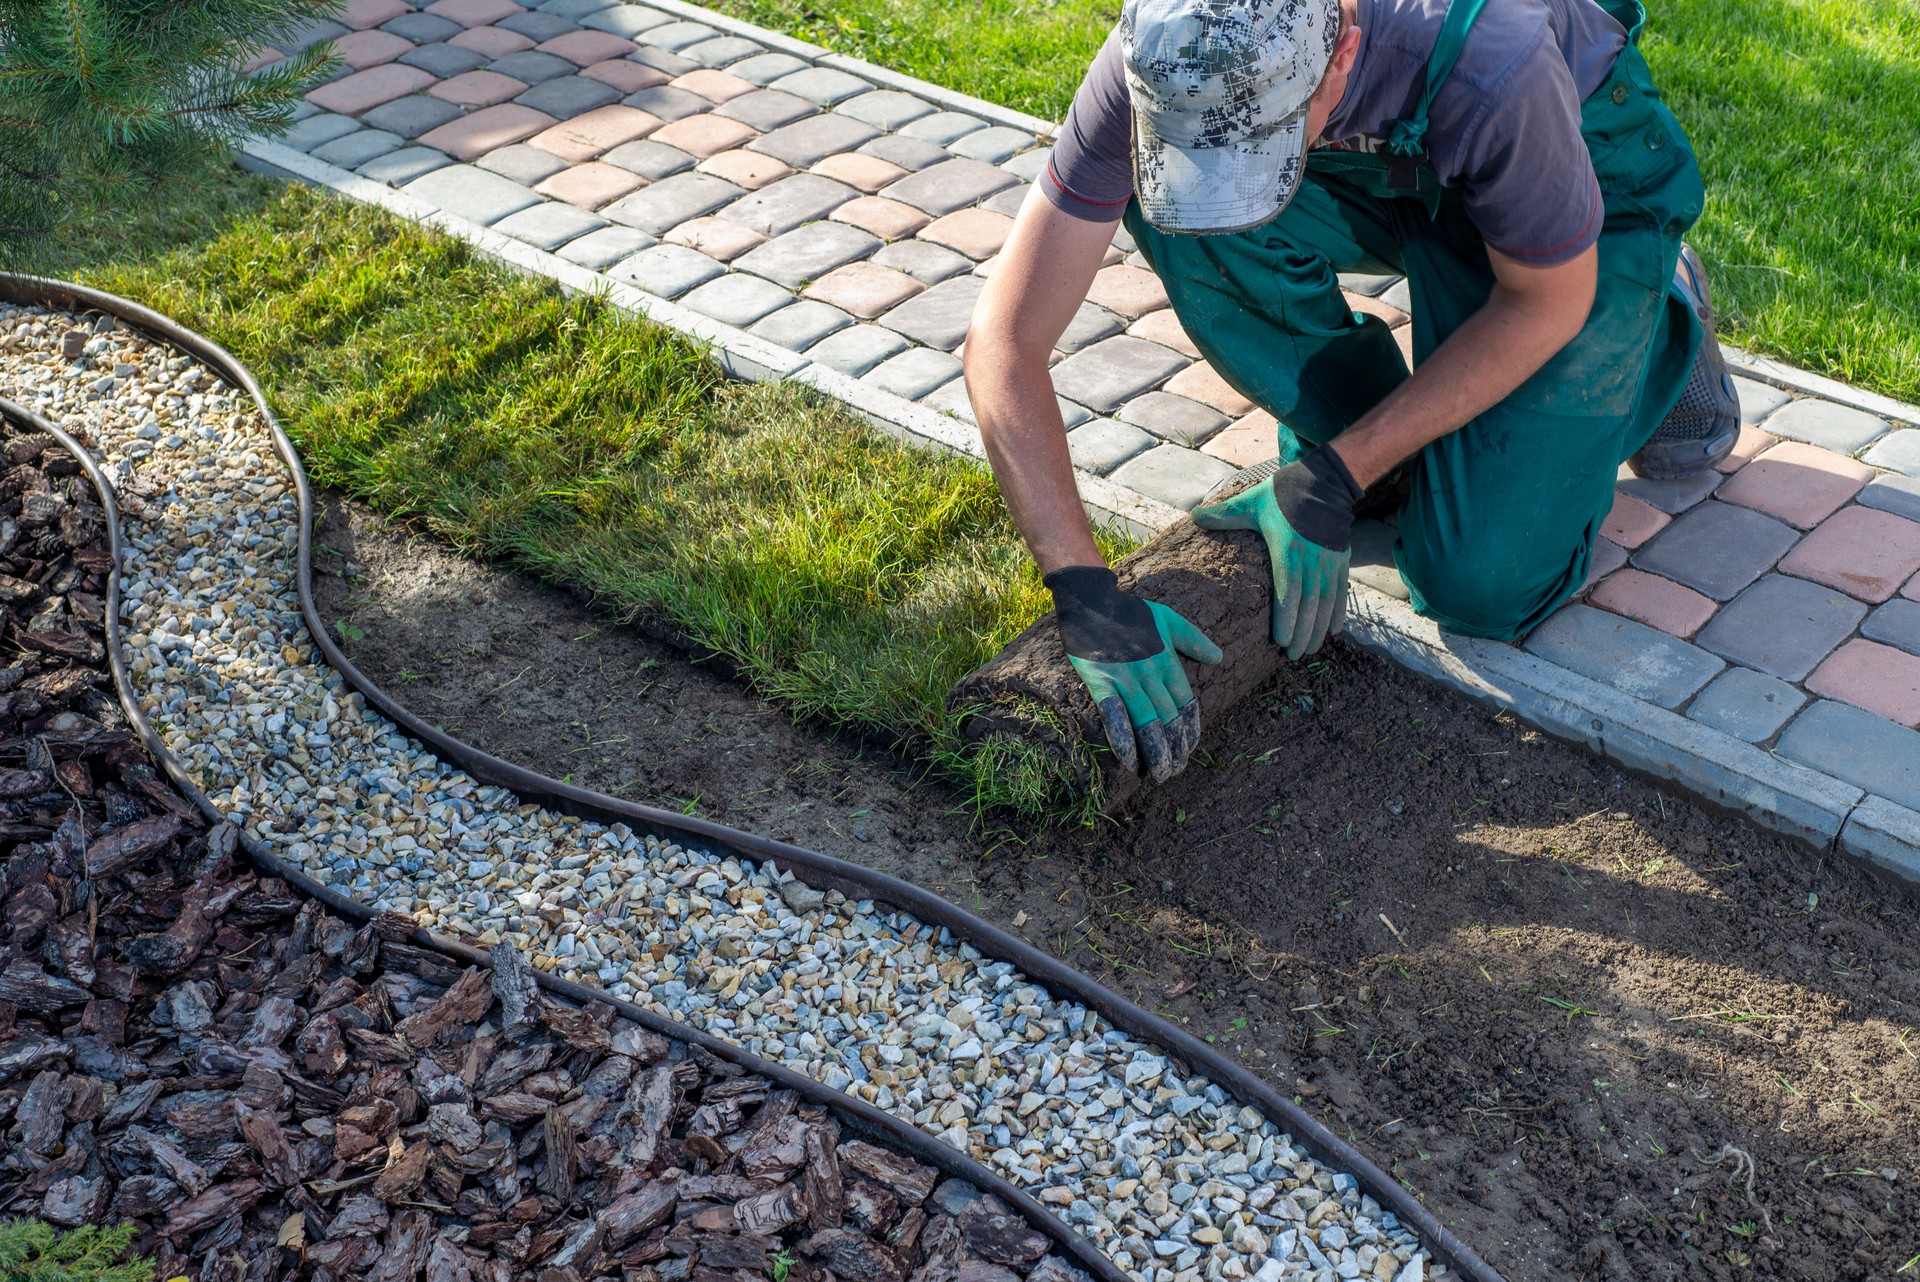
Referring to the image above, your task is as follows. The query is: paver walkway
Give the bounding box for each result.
[246,0,1920,874]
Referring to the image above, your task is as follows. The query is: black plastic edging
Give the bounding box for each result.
[2,274,1503,1282]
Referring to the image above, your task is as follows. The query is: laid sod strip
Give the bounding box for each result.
[712,0,1920,404]
[69,172,1128,823]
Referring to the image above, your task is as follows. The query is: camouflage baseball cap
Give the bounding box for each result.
[1123,0,1342,234]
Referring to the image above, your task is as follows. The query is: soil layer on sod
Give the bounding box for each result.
[315,494,1920,1281]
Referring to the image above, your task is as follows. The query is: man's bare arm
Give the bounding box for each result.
[963,190,1120,574]
[1326,242,1599,487]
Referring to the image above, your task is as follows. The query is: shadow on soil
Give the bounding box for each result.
[313,493,1920,1282]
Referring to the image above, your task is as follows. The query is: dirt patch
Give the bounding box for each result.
[314,494,1920,1282]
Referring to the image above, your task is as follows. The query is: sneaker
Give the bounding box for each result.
[1631,244,1740,479]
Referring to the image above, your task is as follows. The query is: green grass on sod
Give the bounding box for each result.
[713,0,1920,404]
[59,164,1126,824]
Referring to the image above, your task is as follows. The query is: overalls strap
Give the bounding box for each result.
[1383,0,1490,187]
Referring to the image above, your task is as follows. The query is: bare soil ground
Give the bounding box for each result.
[313,494,1920,1282]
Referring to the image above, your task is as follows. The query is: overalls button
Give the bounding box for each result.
[1611,84,1629,104]
[1645,130,1665,150]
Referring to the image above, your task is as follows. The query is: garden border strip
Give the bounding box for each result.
[1,273,1501,1282]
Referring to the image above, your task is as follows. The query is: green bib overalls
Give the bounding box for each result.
[1123,0,1705,641]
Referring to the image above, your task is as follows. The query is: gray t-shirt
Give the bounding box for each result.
[1043,0,1627,263]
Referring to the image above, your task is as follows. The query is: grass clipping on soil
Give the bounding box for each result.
[80,179,1126,823]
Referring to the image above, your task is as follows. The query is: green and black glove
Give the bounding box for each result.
[1046,566,1222,783]
[1192,447,1363,660]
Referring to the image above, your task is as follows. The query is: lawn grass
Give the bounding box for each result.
[712,0,1920,404]
[57,162,1125,824]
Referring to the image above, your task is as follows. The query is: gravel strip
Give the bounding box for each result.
[2,302,1436,1282]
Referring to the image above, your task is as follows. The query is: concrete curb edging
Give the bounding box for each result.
[1725,346,1920,432]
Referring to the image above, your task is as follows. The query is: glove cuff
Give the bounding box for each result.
[1305,445,1365,505]
[1045,565,1162,664]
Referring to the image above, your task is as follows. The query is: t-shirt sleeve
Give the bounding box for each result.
[1452,33,1603,265]
[1040,29,1137,223]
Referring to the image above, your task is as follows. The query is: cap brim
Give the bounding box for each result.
[1132,104,1309,235]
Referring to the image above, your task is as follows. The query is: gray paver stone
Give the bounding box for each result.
[922,379,1088,431]
[1120,391,1231,446]
[381,13,460,42]
[1381,278,1412,312]
[718,173,858,237]
[313,129,404,169]
[478,143,571,186]
[875,275,984,350]
[1861,599,1920,657]
[1108,444,1239,512]
[1521,603,1723,709]
[357,146,453,185]
[360,94,464,139]
[734,222,883,289]
[748,114,880,168]
[1056,302,1124,355]
[288,100,320,121]
[1338,272,1398,297]
[642,21,719,50]
[1684,668,1807,743]
[1858,474,1920,524]
[1763,398,1891,454]
[1776,700,1920,810]
[275,16,348,52]
[602,171,744,236]
[1730,375,1792,425]
[1067,418,1156,476]
[540,0,618,18]
[499,11,578,40]
[1614,463,1721,514]
[583,5,673,37]
[629,45,700,77]
[715,90,818,131]
[949,126,1036,165]
[1057,398,1093,428]
[517,75,622,118]
[281,112,361,152]
[769,67,873,106]
[402,164,541,225]
[1110,223,1138,253]
[748,299,852,350]
[604,243,725,298]
[557,224,658,269]
[836,90,938,131]
[862,347,963,400]
[1631,500,1799,599]
[1861,428,1920,478]
[1001,146,1053,183]
[858,135,950,172]
[806,323,910,376]
[981,184,1030,219]
[899,111,988,146]
[488,50,576,84]
[726,53,812,85]
[871,240,971,284]
[492,200,608,250]
[400,42,490,77]
[1693,573,1866,679]
[623,85,712,122]
[1050,336,1191,413]
[601,139,695,179]
[881,157,1020,217]
[678,273,795,327]
[680,36,766,66]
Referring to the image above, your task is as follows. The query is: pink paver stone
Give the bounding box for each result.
[583,59,670,93]
[918,208,1013,260]
[307,63,438,115]
[1344,290,1408,327]
[528,105,663,162]
[697,149,793,190]
[1600,491,1670,549]
[830,196,931,241]
[1581,536,1630,591]
[1778,505,1920,603]
[537,30,640,65]
[648,115,760,160]
[340,0,411,29]
[429,69,529,108]
[1087,265,1169,319]
[803,262,925,319]
[1715,424,1776,474]
[1714,439,1873,529]
[333,29,415,68]
[534,162,647,209]
[672,69,758,103]
[418,103,558,160]
[1164,362,1255,417]
[811,153,909,195]
[449,26,535,57]
[1201,409,1280,468]
[424,0,524,28]
[1588,568,1718,639]
[664,216,767,262]
[1128,309,1199,359]
[1805,639,1920,727]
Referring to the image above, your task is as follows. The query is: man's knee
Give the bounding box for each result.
[1399,542,1578,642]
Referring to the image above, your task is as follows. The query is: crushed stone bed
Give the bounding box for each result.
[1,301,1436,1282]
